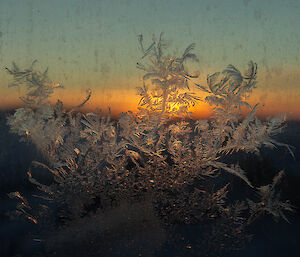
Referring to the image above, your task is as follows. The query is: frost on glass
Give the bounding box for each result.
[6,34,295,256]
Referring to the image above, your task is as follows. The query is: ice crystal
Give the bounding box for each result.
[6,34,295,256]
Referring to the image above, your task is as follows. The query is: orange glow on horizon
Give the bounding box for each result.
[1,88,300,120]
[1,65,300,120]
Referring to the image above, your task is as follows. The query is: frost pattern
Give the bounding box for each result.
[6,34,295,256]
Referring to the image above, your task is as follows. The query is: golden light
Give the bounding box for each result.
[51,82,61,88]
[27,216,38,224]
[170,102,181,112]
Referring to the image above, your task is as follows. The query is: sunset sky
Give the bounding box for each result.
[0,0,299,119]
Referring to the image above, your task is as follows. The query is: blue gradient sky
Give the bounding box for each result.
[0,0,299,118]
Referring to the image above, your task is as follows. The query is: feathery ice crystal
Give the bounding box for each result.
[6,33,295,256]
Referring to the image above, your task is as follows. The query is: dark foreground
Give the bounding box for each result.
[0,111,300,257]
